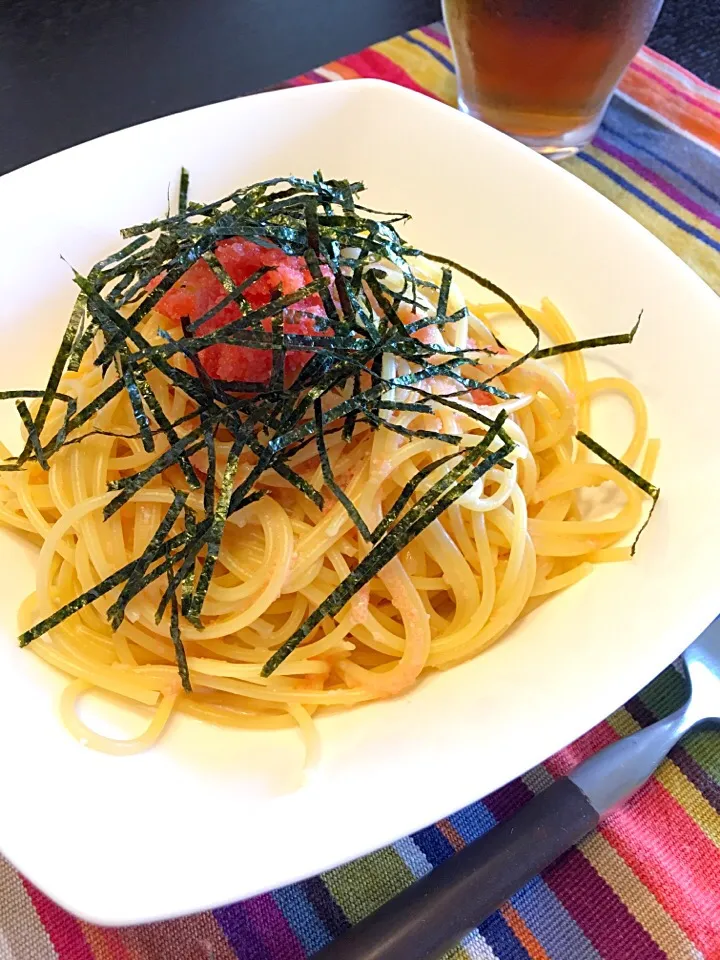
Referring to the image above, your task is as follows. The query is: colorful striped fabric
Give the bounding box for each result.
[3,21,720,960]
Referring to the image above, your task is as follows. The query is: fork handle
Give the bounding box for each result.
[315,704,694,960]
[313,778,598,960]
[568,703,692,814]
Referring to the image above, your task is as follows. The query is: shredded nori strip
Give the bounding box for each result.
[185,432,245,623]
[170,592,192,692]
[18,546,181,647]
[3,168,655,693]
[202,416,217,517]
[535,315,641,359]
[314,397,372,541]
[121,360,155,453]
[132,364,201,489]
[15,401,48,470]
[342,373,361,443]
[67,293,90,371]
[106,489,188,630]
[370,410,509,543]
[576,430,659,555]
[271,456,324,510]
[178,167,190,218]
[423,252,540,379]
[184,266,274,334]
[16,286,85,466]
[368,450,463,544]
[103,434,206,519]
[262,440,514,676]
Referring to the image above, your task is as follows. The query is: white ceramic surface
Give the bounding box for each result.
[0,80,718,926]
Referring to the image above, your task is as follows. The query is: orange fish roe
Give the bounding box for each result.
[156,237,330,384]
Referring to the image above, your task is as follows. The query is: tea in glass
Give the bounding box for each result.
[443,0,664,158]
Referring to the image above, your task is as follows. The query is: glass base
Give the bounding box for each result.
[457,96,603,161]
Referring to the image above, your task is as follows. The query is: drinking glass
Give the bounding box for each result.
[443,0,664,159]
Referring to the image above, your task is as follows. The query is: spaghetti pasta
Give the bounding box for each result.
[0,173,658,756]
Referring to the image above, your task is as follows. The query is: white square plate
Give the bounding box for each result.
[0,80,719,925]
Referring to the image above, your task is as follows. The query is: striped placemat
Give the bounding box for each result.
[2,21,719,960]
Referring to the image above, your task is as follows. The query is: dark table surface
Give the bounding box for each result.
[1,0,718,177]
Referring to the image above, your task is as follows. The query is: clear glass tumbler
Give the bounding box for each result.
[443,0,664,159]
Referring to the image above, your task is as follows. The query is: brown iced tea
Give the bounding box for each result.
[443,0,663,157]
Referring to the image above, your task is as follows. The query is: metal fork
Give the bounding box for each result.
[316,617,720,960]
